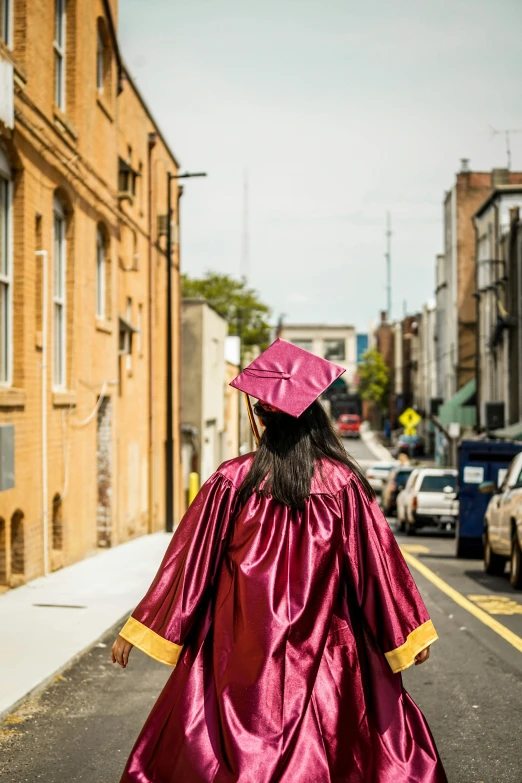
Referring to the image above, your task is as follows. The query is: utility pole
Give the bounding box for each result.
[241,170,249,281]
[385,212,392,320]
[165,170,207,533]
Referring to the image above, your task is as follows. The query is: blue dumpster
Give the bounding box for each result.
[456,439,522,558]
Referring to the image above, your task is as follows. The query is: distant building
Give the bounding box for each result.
[181,300,228,489]
[474,188,522,429]
[280,324,357,390]
[436,162,522,406]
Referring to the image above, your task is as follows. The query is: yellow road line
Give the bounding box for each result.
[401,549,522,655]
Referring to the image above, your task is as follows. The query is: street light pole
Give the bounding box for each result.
[165,171,207,533]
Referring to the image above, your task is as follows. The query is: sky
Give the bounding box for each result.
[118,0,522,332]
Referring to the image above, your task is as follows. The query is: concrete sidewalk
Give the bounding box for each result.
[0,532,171,718]
[360,422,394,461]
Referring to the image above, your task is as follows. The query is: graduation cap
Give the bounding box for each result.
[230,338,345,441]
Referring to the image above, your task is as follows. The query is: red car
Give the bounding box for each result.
[337,414,361,439]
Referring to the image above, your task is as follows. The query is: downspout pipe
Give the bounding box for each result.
[472,220,481,432]
[35,251,49,576]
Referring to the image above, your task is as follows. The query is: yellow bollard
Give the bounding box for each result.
[188,472,200,505]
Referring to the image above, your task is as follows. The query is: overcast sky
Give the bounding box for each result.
[118,0,522,331]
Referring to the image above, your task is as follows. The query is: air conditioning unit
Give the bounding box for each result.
[485,402,505,431]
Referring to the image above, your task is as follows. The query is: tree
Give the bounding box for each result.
[357,348,390,411]
[181,272,272,353]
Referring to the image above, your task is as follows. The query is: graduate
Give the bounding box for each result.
[112,339,448,783]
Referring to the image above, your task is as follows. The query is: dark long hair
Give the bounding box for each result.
[239,401,374,510]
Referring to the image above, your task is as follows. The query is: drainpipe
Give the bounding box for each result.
[147,133,157,534]
[473,220,481,432]
[35,251,49,576]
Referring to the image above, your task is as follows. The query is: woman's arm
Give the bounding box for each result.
[340,475,438,674]
[112,471,239,668]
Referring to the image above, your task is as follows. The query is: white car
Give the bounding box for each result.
[365,462,398,497]
[398,468,459,536]
[482,452,522,590]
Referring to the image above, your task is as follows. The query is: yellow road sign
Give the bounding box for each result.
[399,407,422,431]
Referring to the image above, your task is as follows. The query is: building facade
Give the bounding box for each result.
[0,0,182,587]
[436,162,522,403]
[474,188,522,429]
[181,299,228,488]
[280,324,358,389]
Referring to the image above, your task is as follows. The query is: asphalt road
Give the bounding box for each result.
[2,512,522,781]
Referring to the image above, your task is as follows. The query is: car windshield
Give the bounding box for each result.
[400,435,418,443]
[419,475,457,492]
[372,465,394,473]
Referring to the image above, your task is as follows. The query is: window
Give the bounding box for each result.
[323,339,345,361]
[292,339,313,352]
[0,149,12,385]
[419,474,457,493]
[96,27,105,93]
[118,159,137,201]
[96,228,105,318]
[1,0,12,46]
[54,0,66,110]
[53,198,66,388]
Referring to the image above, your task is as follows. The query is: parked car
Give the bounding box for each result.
[397,468,458,535]
[396,469,420,531]
[382,465,415,517]
[365,462,397,497]
[482,452,522,589]
[394,434,425,458]
[337,414,361,439]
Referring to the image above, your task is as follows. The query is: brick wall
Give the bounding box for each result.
[0,0,182,588]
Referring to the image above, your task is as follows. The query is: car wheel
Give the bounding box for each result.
[484,529,507,576]
[510,534,522,590]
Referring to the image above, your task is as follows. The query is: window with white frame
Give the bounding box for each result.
[0,148,12,385]
[96,227,105,318]
[1,0,12,46]
[54,0,66,110]
[53,198,67,388]
[96,26,104,93]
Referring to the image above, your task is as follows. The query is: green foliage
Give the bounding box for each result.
[181,272,271,352]
[357,348,390,411]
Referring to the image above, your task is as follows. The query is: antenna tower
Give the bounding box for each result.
[241,170,249,281]
[489,126,522,170]
[385,212,392,320]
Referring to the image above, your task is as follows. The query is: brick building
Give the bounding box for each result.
[0,0,183,587]
[436,161,522,402]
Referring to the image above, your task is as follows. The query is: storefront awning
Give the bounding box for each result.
[438,379,476,428]
[492,420,522,440]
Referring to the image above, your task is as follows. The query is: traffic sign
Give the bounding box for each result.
[399,407,422,435]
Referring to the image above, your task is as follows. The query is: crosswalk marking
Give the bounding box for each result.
[467,595,522,615]
[401,549,522,654]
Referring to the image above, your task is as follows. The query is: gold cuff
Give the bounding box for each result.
[384,619,438,674]
[119,616,183,667]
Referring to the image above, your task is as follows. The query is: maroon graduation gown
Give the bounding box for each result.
[119,454,447,783]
